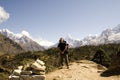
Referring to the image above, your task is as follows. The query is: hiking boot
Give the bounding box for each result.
[59,66,63,69]
[67,66,69,69]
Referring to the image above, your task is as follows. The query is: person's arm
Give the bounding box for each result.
[58,43,62,54]
[61,45,67,54]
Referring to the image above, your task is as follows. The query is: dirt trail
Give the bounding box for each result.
[46,60,120,80]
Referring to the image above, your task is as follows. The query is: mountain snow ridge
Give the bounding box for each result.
[0,29,36,45]
[81,24,120,46]
[64,35,82,48]
[61,24,120,47]
[1,24,120,49]
[0,29,45,51]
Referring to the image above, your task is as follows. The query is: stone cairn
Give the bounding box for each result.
[9,59,46,80]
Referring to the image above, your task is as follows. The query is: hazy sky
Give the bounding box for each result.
[0,0,120,43]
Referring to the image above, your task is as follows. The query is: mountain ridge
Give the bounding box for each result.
[0,33,24,54]
[61,24,120,47]
[1,24,120,49]
[0,29,45,51]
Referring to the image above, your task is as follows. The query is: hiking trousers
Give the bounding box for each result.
[59,53,69,67]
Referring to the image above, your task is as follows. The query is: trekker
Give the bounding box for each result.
[58,37,69,69]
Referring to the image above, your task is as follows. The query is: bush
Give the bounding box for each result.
[1,43,120,78]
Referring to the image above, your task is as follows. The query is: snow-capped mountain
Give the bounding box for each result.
[81,24,120,46]
[33,37,54,49]
[100,24,120,44]
[51,35,82,48]
[0,33,24,54]
[1,24,120,50]
[64,35,82,48]
[54,24,120,48]
[0,29,45,51]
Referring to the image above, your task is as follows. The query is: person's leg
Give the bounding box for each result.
[64,54,69,69]
[59,54,64,68]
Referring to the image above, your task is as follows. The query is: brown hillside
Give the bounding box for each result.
[0,33,24,55]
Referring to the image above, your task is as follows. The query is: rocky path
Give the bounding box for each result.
[46,60,120,80]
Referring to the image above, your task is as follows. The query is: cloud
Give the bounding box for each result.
[0,6,10,24]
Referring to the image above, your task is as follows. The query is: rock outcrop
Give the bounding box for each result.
[9,59,46,80]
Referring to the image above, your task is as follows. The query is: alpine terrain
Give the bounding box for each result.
[0,33,24,54]
[0,29,45,51]
[58,25,120,48]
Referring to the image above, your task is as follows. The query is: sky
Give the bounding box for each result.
[0,0,120,43]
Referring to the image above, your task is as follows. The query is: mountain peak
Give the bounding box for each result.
[1,24,120,49]
[0,29,45,51]
[1,28,10,32]
[21,30,31,38]
[0,28,13,35]
[112,24,120,33]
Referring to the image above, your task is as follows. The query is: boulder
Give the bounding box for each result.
[12,69,22,76]
[36,59,45,66]
[21,71,32,75]
[9,75,20,80]
[9,59,46,80]
[17,66,23,70]
[31,62,46,71]
[21,75,46,80]
[32,69,45,75]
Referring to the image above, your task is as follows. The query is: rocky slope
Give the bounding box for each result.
[0,29,44,51]
[0,33,24,54]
